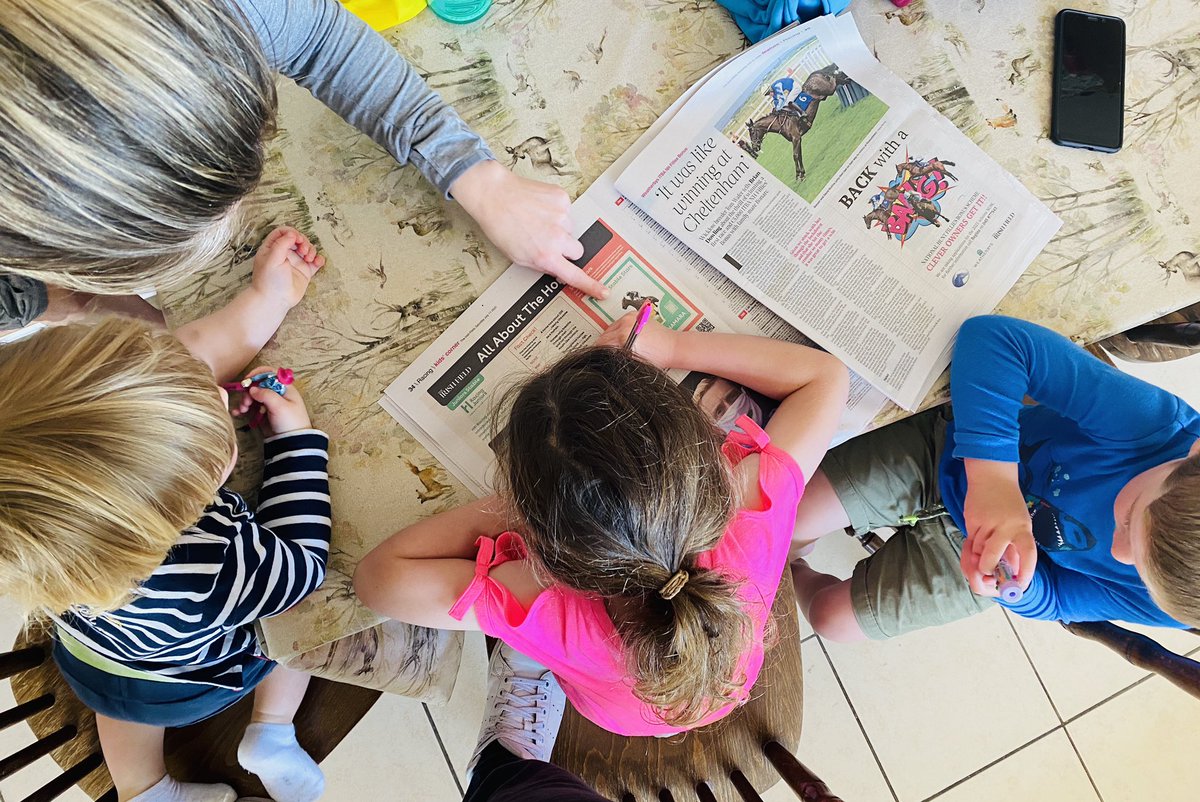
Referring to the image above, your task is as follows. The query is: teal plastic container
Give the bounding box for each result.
[428,0,491,23]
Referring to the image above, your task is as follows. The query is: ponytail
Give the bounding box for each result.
[614,564,752,726]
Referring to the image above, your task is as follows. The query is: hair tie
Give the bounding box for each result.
[659,569,690,600]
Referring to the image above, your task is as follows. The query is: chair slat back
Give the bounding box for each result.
[553,571,810,802]
[5,626,116,801]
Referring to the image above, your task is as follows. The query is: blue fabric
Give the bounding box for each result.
[938,315,1200,627]
[716,0,852,43]
[53,640,275,727]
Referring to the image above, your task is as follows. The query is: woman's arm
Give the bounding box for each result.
[236,0,602,295]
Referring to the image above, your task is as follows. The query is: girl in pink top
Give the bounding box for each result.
[355,318,848,735]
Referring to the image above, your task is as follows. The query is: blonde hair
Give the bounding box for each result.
[0,319,235,614]
[0,0,276,294]
[495,347,753,727]
[1143,455,1200,627]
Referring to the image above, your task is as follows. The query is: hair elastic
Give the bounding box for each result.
[659,570,690,600]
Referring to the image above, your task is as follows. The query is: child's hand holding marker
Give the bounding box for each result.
[227,365,311,435]
[597,302,675,367]
[961,458,1036,600]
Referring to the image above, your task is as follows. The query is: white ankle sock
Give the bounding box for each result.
[129,775,236,802]
[237,722,324,802]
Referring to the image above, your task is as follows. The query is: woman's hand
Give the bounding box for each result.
[596,313,678,369]
[450,160,608,299]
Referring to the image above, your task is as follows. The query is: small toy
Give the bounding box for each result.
[340,0,427,30]
[994,558,1024,603]
[889,0,912,7]
[222,369,294,428]
[624,300,656,351]
[428,0,491,24]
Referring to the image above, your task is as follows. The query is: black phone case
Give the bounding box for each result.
[1050,9,1125,153]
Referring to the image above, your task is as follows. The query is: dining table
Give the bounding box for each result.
[159,0,1200,701]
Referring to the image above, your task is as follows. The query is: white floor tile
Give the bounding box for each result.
[1007,612,1200,720]
[1068,675,1200,802]
[425,632,489,784]
[822,606,1058,802]
[927,730,1099,802]
[761,641,894,802]
[321,691,461,800]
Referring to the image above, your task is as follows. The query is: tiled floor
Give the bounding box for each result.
[4,352,1200,802]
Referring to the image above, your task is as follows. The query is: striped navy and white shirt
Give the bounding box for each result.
[55,429,331,690]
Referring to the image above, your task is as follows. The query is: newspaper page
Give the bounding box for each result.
[614,14,1061,410]
[381,94,888,496]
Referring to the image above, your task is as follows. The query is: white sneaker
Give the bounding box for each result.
[466,643,567,776]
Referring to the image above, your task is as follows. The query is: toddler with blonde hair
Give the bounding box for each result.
[0,227,331,802]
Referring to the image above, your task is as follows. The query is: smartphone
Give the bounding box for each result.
[1051,9,1126,152]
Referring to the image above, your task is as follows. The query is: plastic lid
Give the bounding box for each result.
[429,0,491,24]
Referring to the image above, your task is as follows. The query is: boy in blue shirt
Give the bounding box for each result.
[790,315,1200,640]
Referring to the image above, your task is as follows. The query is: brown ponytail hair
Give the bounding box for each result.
[494,346,752,726]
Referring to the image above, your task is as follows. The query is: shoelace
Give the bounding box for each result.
[491,672,551,755]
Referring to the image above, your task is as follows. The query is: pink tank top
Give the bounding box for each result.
[448,416,805,736]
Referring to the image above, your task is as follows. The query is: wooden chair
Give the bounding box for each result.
[1,638,116,802]
[552,570,842,802]
[1062,621,1200,700]
[7,624,382,800]
[1095,300,1200,363]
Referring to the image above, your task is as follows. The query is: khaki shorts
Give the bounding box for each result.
[821,408,993,640]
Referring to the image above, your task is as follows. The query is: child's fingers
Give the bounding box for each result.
[597,312,637,348]
[264,226,300,249]
[261,230,302,267]
[1011,539,1038,587]
[248,383,292,412]
[959,540,988,595]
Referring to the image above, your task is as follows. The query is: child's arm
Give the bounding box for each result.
[951,315,1198,592]
[598,318,849,482]
[246,0,602,296]
[211,381,333,624]
[353,498,542,630]
[175,227,323,382]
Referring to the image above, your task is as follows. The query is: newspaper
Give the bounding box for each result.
[614,14,1061,410]
[381,84,888,496]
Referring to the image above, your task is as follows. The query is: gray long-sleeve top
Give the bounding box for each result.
[0,0,492,330]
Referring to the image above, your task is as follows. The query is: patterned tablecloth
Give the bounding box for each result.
[160,0,1200,699]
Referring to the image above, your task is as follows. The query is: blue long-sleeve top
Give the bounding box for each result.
[939,316,1200,627]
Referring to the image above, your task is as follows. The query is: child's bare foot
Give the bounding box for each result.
[250,227,325,310]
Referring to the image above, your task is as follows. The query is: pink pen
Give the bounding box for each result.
[623,300,656,351]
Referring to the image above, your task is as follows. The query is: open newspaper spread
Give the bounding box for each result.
[381,81,888,496]
[614,14,1061,410]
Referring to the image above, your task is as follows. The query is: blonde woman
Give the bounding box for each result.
[0,231,331,802]
[0,0,603,331]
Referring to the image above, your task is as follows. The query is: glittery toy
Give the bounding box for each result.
[222,369,294,428]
